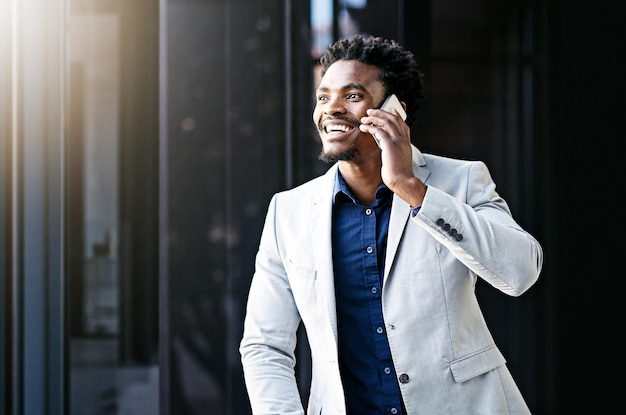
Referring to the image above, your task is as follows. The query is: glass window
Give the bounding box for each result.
[66,1,159,414]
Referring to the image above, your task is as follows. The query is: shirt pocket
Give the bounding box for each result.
[448,345,506,383]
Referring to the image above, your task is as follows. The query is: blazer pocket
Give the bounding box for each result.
[286,258,317,279]
[449,345,506,383]
[286,259,319,305]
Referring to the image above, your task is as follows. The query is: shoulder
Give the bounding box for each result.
[274,164,336,200]
[422,152,485,169]
[422,152,492,178]
[412,145,487,171]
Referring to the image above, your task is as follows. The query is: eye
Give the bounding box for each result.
[317,95,329,102]
[347,93,361,100]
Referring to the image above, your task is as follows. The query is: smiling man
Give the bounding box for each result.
[240,34,543,415]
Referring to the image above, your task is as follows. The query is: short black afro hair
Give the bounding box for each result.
[319,34,425,128]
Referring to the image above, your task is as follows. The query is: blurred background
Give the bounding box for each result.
[1,0,622,414]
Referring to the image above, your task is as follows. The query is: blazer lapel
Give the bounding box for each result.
[384,195,410,281]
[383,146,431,281]
[310,165,340,341]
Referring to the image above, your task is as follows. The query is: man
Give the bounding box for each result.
[240,34,543,415]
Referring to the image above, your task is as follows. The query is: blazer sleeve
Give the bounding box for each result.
[413,160,543,296]
[239,194,306,414]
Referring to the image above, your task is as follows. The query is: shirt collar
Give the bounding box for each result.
[333,170,392,206]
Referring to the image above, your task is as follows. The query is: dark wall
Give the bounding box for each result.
[548,1,623,413]
[162,1,306,413]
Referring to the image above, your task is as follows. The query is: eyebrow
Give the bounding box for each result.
[316,83,367,93]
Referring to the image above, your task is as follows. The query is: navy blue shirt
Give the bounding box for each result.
[332,171,404,415]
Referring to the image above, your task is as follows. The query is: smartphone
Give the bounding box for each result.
[380,94,407,121]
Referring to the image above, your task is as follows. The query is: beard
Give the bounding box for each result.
[316,116,361,163]
[318,143,358,163]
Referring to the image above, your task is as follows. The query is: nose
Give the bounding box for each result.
[323,96,346,116]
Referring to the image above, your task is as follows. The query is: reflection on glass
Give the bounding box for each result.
[311,0,333,57]
[66,2,157,414]
[311,0,373,58]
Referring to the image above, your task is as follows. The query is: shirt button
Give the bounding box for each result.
[398,373,410,383]
[371,287,378,294]
[391,408,398,415]
[365,208,372,215]
[366,246,373,254]
[376,326,383,334]
[384,367,391,374]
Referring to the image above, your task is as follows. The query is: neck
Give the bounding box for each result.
[338,161,382,205]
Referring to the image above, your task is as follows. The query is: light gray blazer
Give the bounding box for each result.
[240,145,543,415]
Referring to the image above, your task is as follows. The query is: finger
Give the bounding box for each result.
[372,132,381,147]
[359,122,379,135]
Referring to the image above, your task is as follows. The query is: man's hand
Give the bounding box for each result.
[359,108,427,207]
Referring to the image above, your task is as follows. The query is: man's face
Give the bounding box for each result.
[313,60,386,162]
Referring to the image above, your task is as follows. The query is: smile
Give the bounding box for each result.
[324,123,355,134]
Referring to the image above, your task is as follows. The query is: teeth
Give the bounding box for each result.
[325,124,352,133]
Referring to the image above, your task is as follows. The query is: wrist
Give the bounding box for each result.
[404,179,427,208]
